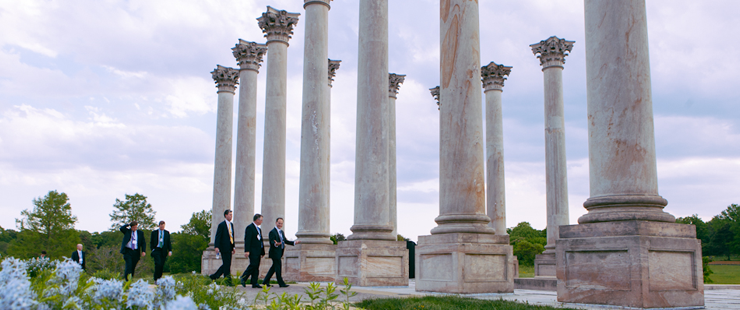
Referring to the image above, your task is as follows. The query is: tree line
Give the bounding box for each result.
[0,190,212,277]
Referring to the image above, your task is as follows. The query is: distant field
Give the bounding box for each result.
[519,265,535,278]
[708,265,740,284]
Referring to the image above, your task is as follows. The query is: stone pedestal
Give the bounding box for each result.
[336,240,408,286]
[201,243,272,280]
[556,221,704,308]
[416,234,514,293]
[534,252,556,277]
[283,243,337,282]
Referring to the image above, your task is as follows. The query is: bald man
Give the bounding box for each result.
[71,244,86,270]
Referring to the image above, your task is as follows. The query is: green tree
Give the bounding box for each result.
[181,210,212,239]
[676,214,709,253]
[330,233,346,245]
[109,193,157,230]
[8,190,80,259]
[167,232,209,274]
[0,226,18,256]
[514,240,545,265]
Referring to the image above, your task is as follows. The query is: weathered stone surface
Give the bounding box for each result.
[336,240,408,286]
[201,243,272,279]
[388,73,405,237]
[557,221,704,308]
[515,278,557,291]
[534,252,556,277]
[284,243,337,282]
[416,233,514,293]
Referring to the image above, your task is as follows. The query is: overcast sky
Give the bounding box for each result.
[1,0,738,241]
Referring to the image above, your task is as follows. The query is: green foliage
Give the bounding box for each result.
[92,268,120,280]
[181,210,212,239]
[0,226,18,256]
[508,222,546,266]
[91,230,122,249]
[514,240,545,266]
[88,245,124,275]
[396,234,409,242]
[356,295,578,310]
[339,277,358,310]
[330,233,346,245]
[707,265,740,284]
[167,232,209,274]
[9,190,81,259]
[109,193,157,230]
[174,273,246,309]
[703,257,713,283]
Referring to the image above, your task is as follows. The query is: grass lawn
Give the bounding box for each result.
[708,265,740,284]
[357,296,577,310]
[519,264,534,278]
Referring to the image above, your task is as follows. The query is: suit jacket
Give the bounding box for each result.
[150,229,172,253]
[119,224,146,254]
[268,227,294,259]
[71,250,86,269]
[243,223,265,256]
[214,220,235,252]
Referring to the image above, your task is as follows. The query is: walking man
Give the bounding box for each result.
[262,217,299,287]
[210,210,236,281]
[71,244,85,270]
[241,214,265,288]
[150,220,172,282]
[120,221,146,280]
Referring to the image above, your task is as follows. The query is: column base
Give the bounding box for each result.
[335,240,409,286]
[556,220,704,308]
[534,252,556,277]
[200,243,272,279]
[283,243,337,282]
[415,233,514,294]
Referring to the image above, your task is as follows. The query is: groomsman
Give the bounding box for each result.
[71,244,86,270]
[210,210,236,280]
[120,221,146,280]
[263,217,300,287]
[241,214,265,288]
[150,220,172,282]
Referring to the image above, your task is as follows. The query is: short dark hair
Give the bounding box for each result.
[224,210,232,216]
[276,217,284,223]
[130,221,138,227]
[41,251,46,255]
[253,214,263,221]
[159,221,165,225]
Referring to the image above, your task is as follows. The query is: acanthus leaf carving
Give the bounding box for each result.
[232,39,268,71]
[530,36,575,69]
[481,62,512,92]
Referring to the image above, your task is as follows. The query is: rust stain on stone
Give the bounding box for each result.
[441,13,459,89]
[441,0,450,23]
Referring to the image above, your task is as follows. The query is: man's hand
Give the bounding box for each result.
[215,248,220,254]
[296,240,301,245]
[231,249,235,254]
[274,241,282,247]
[168,251,172,257]
[141,252,146,257]
[244,252,250,258]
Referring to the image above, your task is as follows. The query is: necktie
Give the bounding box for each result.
[132,232,137,250]
[279,229,285,249]
[257,226,263,248]
[226,221,234,244]
[158,230,164,248]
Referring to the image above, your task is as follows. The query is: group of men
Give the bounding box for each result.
[210,210,299,288]
[118,220,173,281]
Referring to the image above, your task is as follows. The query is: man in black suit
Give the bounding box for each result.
[241,213,265,288]
[210,210,235,281]
[71,244,85,270]
[120,221,146,280]
[150,220,172,282]
[262,217,300,287]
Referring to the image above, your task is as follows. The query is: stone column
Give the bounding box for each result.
[284,0,336,283]
[388,73,405,238]
[530,37,572,278]
[257,6,300,240]
[415,0,514,294]
[208,65,239,245]
[232,40,267,241]
[481,62,511,235]
[555,0,703,307]
[430,86,440,110]
[336,0,408,287]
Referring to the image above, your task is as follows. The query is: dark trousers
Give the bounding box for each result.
[263,257,285,286]
[123,248,141,280]
[210,249,232,279]
[152,249,167,281]
[242,253,261,286]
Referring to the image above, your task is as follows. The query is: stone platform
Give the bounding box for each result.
[283,243,336,282]
[534,252,556,277]
[515,278,557,291]
[201,243,273,279]
[335,240,408,286]
[415,233,514,294]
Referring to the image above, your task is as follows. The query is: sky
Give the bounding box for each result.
[0,0,738,241]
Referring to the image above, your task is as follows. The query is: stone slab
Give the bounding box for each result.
[415,233,514,294]
[283,243,336,282]
[201,243,272,279]
[556,221,704,308]
[534,252,556,277]
[335,240,408,286]
[515,278,558,291]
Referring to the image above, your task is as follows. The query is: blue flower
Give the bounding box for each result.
[164,295,198,310]
[126,279,154,309]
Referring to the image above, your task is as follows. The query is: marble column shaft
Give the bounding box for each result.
[297,0,331,244]
[481,62,512,235]
[388,73,405,238]
[580,0,673,223]
[433,0,493,235]
[231,40,267,240]
[209,65,239,243]
[531,37,572,251]
[349,0,393,241]
[258,7,300,237]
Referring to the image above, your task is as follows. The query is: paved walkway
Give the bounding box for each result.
[235,281,740,309]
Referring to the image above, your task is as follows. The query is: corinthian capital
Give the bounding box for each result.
[328,59,341,87]
[481,62,512,92]
[211,65,239,93]
[232,39,268,72]
[430,86,440,110]
[388,73,406,98]
[530,36,575,69]
[257,6,300,45]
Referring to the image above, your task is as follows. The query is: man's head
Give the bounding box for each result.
[40,251,46,257]
[130,221,139,231]
[276,217,284,229]
[224,210,233,222]
[253,214,263,226]
[76,244,83,251]
[158,221,166,230]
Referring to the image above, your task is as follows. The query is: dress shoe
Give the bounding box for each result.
[262,282,272,287]
[252,285,263,289]
[279,284,290,288]
[240,278,246,288]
